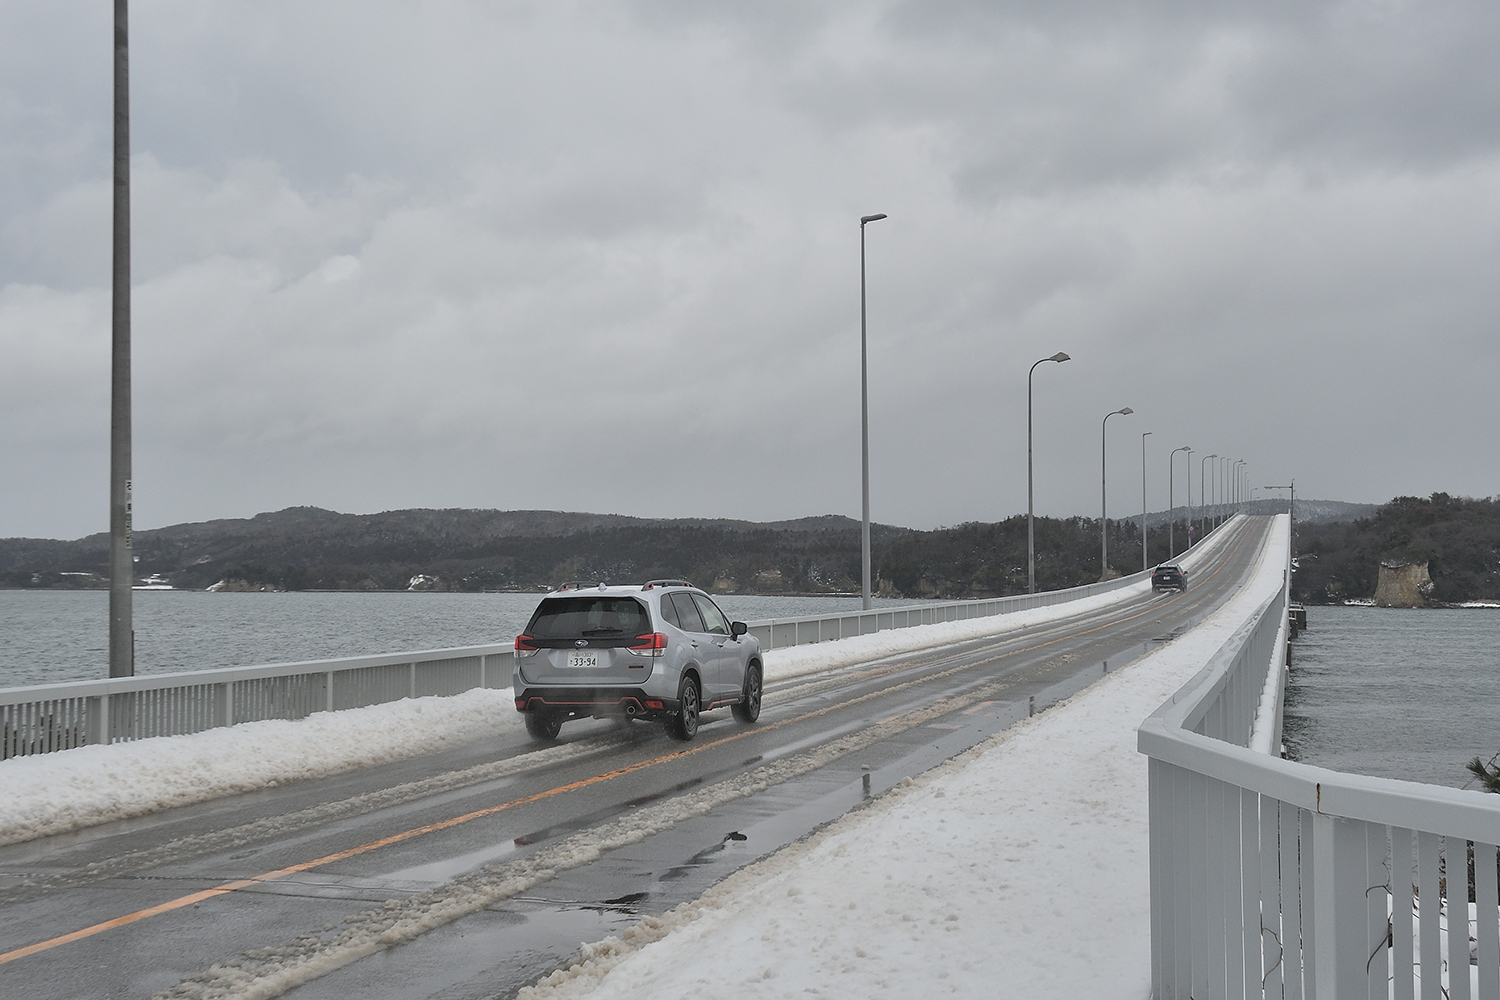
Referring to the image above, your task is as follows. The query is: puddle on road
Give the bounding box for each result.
[384,837,520,886]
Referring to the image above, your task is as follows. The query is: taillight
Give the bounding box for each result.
[629,632,668,657]
[515,635,538,657]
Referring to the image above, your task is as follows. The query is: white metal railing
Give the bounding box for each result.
[1138,514,1500,999]
[0,646,514,759]
[0,546,1190,760]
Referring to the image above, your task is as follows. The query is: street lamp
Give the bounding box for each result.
[1140,431,1153,573]
[1200,453,1217,536]
[1027,351,1070,593]
[1222,456,1231,524]
[109,0,134,678]
[858,212,886,611]
[1184,448,1194,549]
[1101,406,1133,580]
[1169,445,1191,557]
[1264,481,1296,523]
[1232,460,1246,514]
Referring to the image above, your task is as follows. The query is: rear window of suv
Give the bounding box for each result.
[527,597,651,638]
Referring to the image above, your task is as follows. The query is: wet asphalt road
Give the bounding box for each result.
[0,517,1271,1000]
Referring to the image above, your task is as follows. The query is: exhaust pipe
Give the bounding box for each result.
[625,704,637,716]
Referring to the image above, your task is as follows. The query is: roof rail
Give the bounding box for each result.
[553,580,607,592]
[640,579,694,591]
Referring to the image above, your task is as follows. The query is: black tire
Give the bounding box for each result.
[524,708,563,741]
[732,663,762,724]
[667,674,700,741]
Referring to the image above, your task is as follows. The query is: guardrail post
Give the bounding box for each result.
[325,671,334,713]
[85,694,108,745]
[409,662,417,700]
[1310,811,1367,999]
[213,682,233,727]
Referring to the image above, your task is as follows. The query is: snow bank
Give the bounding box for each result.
[518,520,1286,1000]
[0,688,521,846]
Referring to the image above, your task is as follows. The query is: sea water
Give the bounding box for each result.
[1282,605,1500,790]
[0,590,929,688]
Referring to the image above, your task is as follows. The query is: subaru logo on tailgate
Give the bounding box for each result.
[574,639,588,647]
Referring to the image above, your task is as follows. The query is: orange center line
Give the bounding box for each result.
[0,523,1254,967]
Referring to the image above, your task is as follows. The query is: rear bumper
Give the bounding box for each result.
[515,687,679,720]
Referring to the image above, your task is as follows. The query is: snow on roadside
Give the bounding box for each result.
[0,523,1248,848]
[518,519,1286,1000]
[0,687,520,847]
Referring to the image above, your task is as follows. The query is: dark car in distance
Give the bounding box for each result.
[1151,564,1187,592]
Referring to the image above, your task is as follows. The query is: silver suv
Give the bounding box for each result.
[512,580,763,742]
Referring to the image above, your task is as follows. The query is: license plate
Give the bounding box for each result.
[566,650,600,669]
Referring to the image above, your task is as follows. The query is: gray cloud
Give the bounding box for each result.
[2,1,1497,540]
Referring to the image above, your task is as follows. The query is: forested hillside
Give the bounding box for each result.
[2,506,1163,597]
[1291,494,1500,604]
[10,497,1485,601]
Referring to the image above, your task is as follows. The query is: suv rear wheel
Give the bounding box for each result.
[667,674,700,741]
[732,663,762,723]
[524,708,563,742]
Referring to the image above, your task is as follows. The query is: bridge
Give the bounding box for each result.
[0,514,1496,998]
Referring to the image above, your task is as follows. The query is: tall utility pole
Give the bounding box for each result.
[1100,407,1133,581]
[1140,431,1152,572]
[1183,448,1194,550]
[1026,352,1069,593]
[1168,445,1190,557]
[1200,453,1216,537]
[858,213,886,611]
[109,0,134,677]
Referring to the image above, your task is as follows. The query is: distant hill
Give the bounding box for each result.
[0,507,910,595]
[1142,497,1377,528]
[3,496,1445,600]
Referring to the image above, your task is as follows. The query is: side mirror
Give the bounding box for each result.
[731,621,749,639]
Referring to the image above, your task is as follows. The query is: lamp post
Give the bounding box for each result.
[1140,431,1152,573]
[109,0,134,678]
[1101,406,1133,580]
[1026,352,1070,593]
[1212,457,1220,527]
[1264,480,1295,523]
[1233,460,1246,514]
[1222,457,1231,524]
[1200,453,1217,536]
[858,212,886,611]
[1184,448,1194,549]
[1169,445,1191,557]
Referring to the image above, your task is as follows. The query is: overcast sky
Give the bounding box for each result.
[3,1,1497,540]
